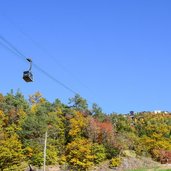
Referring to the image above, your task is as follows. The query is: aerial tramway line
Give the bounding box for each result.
[0,35,94,107]
[0,35,77,94]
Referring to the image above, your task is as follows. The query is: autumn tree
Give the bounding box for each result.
[0,134,25,170]
[68,111,88,139]
[66,138,94,170]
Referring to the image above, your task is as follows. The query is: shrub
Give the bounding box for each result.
[109,157,122,168]
[91,143,106,164]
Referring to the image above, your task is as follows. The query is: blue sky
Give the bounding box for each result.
[0,0,171,114]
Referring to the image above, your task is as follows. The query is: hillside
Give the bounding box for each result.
[0,91,171,170]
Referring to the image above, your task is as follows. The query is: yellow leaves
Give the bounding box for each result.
[151,132,163,140]
[56,107,62,115]
[25,146,33,158]
[0,133,25,169]
[46,146,58,165]
[31,104,37,113]
[29,92,47,114]
[70,158,77,165]
[0,110,4,117]
[18,108,26,117]
[66,138,94,170]
[136,136,156,154]
[155,140,171,150]
[69,112,88,138]
[141,136,155,146]
[109,157,122,168]
[151,148,161,160]
[29,92,45,105]
[59,155,66,165]
[0,110,5,128]
[138,135,171,157]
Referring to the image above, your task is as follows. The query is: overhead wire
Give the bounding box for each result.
[0,40,24,61]
[1,13,92,92]
[0,35,26,62]
[0,35,79,95]
[0,12,107,112]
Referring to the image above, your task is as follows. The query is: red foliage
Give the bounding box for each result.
[88,118,115,144]
[160,150,171,164]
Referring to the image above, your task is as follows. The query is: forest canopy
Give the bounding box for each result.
[0,91,171,170]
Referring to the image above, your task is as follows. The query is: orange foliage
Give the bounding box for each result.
[88,118,115,144]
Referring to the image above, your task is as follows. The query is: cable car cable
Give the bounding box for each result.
[0,35,79,95]
[0,40,25,61]
[0,35,26,60]
[33,63,77,94]
[0,13,92,92]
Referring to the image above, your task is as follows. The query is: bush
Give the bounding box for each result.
[91,143,106,164]
[109,157,122,168]
[106,147,120,159]
[30,152,43,168]
[122,150,136,158]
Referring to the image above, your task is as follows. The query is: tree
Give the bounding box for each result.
[19,93,50,167]
[47,109,66,159]
[68,111,88,139]
[0,91,29,129]
[0,134,25,170]
[29,92,45,105]
[92,103,105,121]
[68,94,88,111]
[66,138,94,170]
[87,117,115,145]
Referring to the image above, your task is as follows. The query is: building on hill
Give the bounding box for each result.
[154,110,169,114]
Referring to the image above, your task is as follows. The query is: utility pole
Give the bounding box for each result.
[43,131,47,171]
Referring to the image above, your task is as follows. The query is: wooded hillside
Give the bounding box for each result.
[0,91,171,170]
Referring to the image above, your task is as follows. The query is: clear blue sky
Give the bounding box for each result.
[0,0,171,114]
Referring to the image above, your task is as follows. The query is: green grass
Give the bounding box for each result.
[129,169,171,171]
[130,169,147,171]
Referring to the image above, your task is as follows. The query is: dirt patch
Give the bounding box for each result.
[116,157,160,171]
[90,157,160,171]
[46,166,61,171]
[25,159,171,171]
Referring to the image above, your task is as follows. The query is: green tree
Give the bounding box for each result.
[92,103,105,121]
[69,94,88,111]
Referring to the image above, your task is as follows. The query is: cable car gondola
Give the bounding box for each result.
[23,58,33,82]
